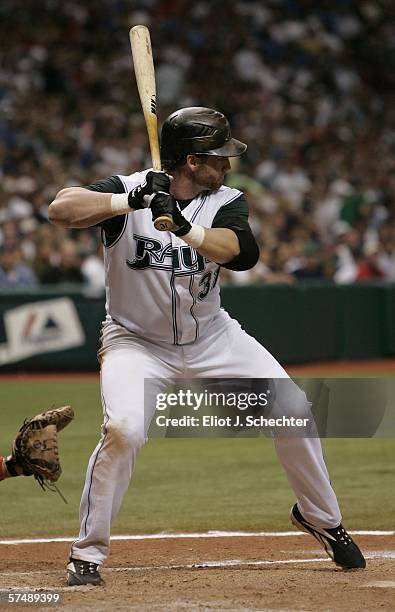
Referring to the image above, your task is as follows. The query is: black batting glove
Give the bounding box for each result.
[127,171,171,210]
[150,192,192,236]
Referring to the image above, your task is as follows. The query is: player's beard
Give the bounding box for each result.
[195,171,225,192]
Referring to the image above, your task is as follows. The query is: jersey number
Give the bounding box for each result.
[198,268,220,300]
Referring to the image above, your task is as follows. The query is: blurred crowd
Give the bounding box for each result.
[1,0,395,290]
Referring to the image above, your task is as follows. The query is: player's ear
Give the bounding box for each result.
[186,154,206,171]
[186,154,199,169]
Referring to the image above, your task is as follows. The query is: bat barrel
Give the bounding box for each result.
[130,25,175,231]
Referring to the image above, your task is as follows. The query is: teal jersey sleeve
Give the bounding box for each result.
[212,194,249,227]
[212,194,259,271]
[85,175,125,195]
[85,175,127,242]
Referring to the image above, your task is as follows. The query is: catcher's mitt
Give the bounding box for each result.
[11,405,74,501]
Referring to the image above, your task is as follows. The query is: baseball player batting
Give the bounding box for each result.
[49,107,365,586]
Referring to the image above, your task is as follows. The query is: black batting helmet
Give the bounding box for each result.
[160,107,247,170]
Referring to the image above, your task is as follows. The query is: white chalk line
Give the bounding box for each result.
[0,530,393,546]
[110,551,395,572]
[0,551,394,582]
[0,559,328,578]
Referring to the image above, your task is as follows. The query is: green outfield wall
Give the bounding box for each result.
[0,282,394,370]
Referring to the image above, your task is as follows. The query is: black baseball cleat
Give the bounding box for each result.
[290,504,366,570]
[67,558,104,586]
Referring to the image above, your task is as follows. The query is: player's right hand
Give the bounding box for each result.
[150,192,192,236]
[127,171,171,209]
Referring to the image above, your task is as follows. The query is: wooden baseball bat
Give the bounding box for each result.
[129,25,174,232]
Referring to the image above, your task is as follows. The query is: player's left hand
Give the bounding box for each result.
[150,192,192,237]
[128,171,171,210]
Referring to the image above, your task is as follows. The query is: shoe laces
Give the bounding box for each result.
[331,525,352,545]
[77,560,98,575]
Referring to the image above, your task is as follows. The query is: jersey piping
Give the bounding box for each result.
[188,275,199,342]
[102,215,128,249]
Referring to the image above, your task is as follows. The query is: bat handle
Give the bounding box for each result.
[153,214,176,232]
[150,160,174,231]
[144,193,175,231]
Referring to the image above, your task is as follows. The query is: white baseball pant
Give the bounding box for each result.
[71,309,341,564]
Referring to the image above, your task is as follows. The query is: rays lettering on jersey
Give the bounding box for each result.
[126,234,206,275]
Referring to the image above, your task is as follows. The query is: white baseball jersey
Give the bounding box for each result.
[100,170,244,345]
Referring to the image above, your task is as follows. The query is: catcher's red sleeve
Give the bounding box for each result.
[0,456,6,481]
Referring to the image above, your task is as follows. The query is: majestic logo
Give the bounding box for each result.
[126,235,207,275]
[0,298,85,366]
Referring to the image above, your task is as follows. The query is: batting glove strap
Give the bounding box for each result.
[128,171,171,210]
[167,200,192,236]
[127,183,148,209]
[172,214,192,237]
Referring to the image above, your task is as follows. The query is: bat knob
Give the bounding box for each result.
[154,215,175,232]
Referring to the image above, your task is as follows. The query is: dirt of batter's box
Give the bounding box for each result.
[0,535,394,611]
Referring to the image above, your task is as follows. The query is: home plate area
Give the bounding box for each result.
[0,534,394,611]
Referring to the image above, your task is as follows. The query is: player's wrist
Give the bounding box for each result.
[178,223,205,248]
[110,193,141,214]
[4,455,23,477]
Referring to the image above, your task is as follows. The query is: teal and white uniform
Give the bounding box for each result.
[71,170,342,565]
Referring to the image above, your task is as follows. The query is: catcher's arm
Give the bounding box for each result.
[0,456,6,480]
[1,406,74,502]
